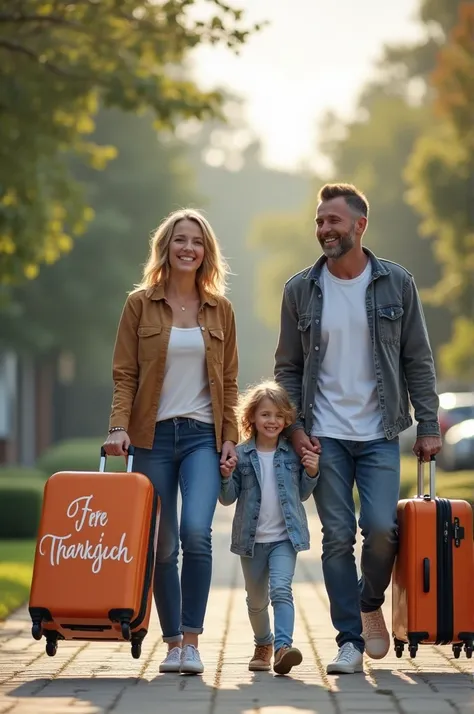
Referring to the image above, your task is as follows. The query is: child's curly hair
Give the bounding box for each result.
[237,380,296,441]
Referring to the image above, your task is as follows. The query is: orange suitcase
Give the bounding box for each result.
[28,446,160,659]
[392,456,474,660]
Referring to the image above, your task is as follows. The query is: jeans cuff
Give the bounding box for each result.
[163,634,182,644]
[255,635,274,646]
[181,626,204,635]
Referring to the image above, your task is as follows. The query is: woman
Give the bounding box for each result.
[103,208,239,674]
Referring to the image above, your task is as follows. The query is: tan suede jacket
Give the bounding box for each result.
[108,283,239,451]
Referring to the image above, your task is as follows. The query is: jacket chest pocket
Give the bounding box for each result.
[285,462,300,484]
[377,306,403,345]
[208,327,224,364]
[298,314,312,356]
[240,465,257,491]
[137,325,163,362]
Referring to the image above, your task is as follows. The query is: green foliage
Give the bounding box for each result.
[0,109,198,372]
[0,540,36,620]
[0,0,259,284]
[0,466,47,481]
[405,3,474,380]
[37,437,132,475]
[0,478,44,538]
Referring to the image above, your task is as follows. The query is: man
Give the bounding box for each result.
[274,183,442,674]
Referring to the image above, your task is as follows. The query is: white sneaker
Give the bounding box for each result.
[180,644,204,674]
[326,643,363,674]
[159,646,182,673]
[361,608,390,659]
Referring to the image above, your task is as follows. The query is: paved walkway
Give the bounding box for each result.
[0,506,472,714]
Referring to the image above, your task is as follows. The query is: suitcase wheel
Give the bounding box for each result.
[121,621,131,641]
[45,641,57,657]
[464,644,472,659]
[131,642,142,659]
[31,622,43,641]
[409,644,418,658]
[452,644,462,659]
[395,644,404,659]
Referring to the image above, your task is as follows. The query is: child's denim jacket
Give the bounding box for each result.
[219,435,318,557]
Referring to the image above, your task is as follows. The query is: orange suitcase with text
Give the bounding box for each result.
[28,447,160,659]
[392,456,474,660]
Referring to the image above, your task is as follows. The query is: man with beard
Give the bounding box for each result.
[274,183,441,674]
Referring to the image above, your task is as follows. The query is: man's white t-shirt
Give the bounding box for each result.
[255,450,288,543]
[311,261,384,441]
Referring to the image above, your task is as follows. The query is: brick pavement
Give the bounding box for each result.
[0,505,472,714]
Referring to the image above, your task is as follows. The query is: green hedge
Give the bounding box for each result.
[0,466,47,481]
[37,437,128,475]
[0,478,45,539]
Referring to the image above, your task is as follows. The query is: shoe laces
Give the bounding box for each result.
[165,646,181,662]
[254,644,271,660]
[335,643,359,663]
[182,644,200,662]
[363,610,385,638]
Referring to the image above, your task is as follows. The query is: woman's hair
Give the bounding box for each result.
[134,208,229,296]
[237,380,296,441]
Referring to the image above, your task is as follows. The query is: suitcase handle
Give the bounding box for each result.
[423,557,430,593]
[416,454,436,499]
[100,445,135,473]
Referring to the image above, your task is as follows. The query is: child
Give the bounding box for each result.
[219,380,319,675]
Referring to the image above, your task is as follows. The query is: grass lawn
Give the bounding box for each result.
[0,540,36,621]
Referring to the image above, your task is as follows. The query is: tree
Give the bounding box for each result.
[0,0,260,284]
[0,108,198,370]
[405,2,474,380]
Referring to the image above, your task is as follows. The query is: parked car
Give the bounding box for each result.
[441,419,474,472]
[399,392,474,468]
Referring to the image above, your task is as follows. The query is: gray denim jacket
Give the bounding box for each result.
[274,248,440,440]
[219,436,318,556]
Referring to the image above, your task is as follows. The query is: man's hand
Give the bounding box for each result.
[291,428,321,458]
[301,447,320,477]
[103,430,131,456]
[413,435,442,462]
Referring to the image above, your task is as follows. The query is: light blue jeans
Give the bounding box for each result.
[240,540,297,652]
[314,437,400,653]
[133,418,221,642]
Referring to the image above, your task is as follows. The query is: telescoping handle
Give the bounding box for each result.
[99,445,135,473]
[416,454,436,499]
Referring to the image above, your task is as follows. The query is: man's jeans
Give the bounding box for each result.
[133,418,221,642]
[240,540,297,652]
[314,437,400,653]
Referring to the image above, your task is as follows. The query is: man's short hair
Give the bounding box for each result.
[317,183,369,218]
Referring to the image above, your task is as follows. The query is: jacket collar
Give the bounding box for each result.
[145,282,218,307]
[306,247,390,283]
[243,435,289,454]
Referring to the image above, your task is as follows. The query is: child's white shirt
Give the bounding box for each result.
[255,449,288,543]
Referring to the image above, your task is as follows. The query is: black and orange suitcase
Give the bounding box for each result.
[28,446,160,659]
[392,456,474,659]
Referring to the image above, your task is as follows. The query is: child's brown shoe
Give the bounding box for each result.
[248,644,273,671]
[273,645,303,675]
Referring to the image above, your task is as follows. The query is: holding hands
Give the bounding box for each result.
[301,447,319,478]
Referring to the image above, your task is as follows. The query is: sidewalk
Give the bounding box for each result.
[0,505,472,714]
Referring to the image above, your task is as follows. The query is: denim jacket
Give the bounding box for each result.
[219,436,318,557]
[274,248,440,440]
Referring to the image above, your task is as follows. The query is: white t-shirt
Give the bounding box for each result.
[157,327,213,424]
[255,450,288,543]
[311,261,384,441]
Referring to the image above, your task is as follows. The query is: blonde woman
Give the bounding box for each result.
[103,209,239,675]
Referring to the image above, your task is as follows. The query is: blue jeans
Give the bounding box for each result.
[240,540,297,652]
[314,437,400,653]
[133,418,221,642]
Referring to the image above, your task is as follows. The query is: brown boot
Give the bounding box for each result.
[249,644,273,671]
[273,645,303,675]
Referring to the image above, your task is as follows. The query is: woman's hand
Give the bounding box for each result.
[103,430,131,457]
[220,440,237,477]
